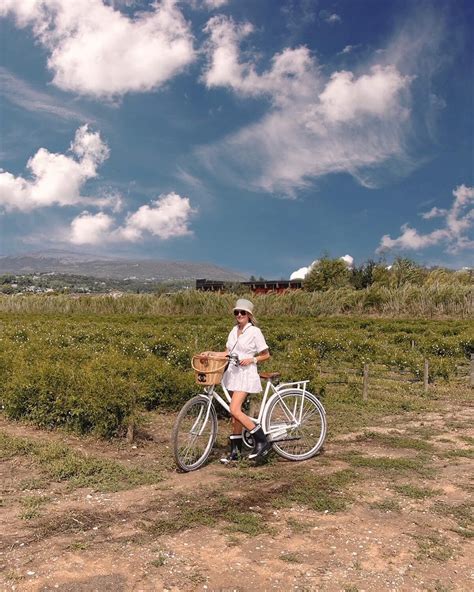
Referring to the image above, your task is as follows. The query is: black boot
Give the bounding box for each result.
[248,425,272,460]
[220,435,242,464]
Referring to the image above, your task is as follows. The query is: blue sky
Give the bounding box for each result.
[0,0,472,279]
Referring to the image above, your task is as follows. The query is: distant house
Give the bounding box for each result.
[196,279,303,294]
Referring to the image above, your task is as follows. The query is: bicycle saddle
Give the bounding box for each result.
[259,372,281,380]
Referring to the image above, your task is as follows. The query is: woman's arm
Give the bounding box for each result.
[240,349,270,366]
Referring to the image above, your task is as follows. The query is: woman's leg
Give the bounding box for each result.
[230,391,255,432]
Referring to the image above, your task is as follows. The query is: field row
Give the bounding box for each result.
[0,314,472,437]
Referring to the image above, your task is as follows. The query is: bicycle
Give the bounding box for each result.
[172,354,327,472]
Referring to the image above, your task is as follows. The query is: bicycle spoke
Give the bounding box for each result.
[266,391,326,460]
[173,396,217,471]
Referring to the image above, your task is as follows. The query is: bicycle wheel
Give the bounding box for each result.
[172,395,217,472]
[264,389,327,461]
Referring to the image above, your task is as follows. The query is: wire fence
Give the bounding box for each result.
[314,354,473,399]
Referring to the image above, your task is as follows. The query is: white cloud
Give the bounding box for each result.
[339,45,355,55]
[340,254,354,267]
[199,15,416,195]
[202,0,229,9]
[318,66,411,123]
[70,211,114,245]
[290,266,310,280]
[0,125,117,212]
[325,13,341,24]
[119,192,195,241]
[68,192,195,244]
[0,0,195,99]
[202,16,318,105]
[378,185,474,254]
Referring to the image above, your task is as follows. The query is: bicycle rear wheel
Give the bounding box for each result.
[172,395,217,472]
[264,389,326,461]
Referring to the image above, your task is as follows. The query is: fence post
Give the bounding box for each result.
[471,354,474,387]
[411,339,415,350]
[126,422,135,444]
[424,359,429,393]
[363,363,369,401]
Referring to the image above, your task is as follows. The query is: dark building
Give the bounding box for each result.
[196,279,303,294]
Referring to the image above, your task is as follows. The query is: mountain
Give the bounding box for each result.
[0,250,247,282]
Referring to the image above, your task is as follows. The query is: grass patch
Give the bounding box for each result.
[274,469,357,513]
[146,506,218,536]
[339,452,434,477]
[354,431,434,451]
[286,517,313,534]
[225,511,267,536]
[33,508,119,538]
[19,477,49,491]
[68,541,90,551]
[392,484,441,499]
[370,498,401,513]
[442,448,474,459]
[279,552,302,563]
[18,495,49,520]
[459,436,474,445]
[0,431,161,491]
[433,501,473,537]
[413,533,454,561]
[146,490,270,538]
[149,553,167,568]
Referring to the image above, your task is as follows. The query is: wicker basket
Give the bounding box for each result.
[191,354,228,386]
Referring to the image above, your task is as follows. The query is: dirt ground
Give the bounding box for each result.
[1,394,473,592]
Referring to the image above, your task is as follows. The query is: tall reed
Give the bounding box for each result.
[0,283,471,317]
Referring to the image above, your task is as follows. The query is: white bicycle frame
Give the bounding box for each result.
[195,378,312,441]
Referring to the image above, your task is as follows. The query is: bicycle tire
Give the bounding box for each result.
[172,395,217,472]
[264,389,327,461]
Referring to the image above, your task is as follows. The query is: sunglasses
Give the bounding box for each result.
[234,310,248,316]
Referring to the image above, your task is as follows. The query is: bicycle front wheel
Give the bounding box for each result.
[264,389,327,461]
[172,395,217,472]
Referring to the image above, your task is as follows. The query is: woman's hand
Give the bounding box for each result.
[240,358,255,366]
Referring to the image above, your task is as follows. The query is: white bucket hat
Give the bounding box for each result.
[233,298,254,315]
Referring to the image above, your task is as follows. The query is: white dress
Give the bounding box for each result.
[222,323,269,393]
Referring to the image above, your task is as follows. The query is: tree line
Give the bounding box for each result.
[302,257,472,292]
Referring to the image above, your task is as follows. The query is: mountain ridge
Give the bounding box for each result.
[0,250,247,282]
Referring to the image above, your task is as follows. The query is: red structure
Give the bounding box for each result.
[196,279,303,294]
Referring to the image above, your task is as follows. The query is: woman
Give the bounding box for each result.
[202,298,271,463]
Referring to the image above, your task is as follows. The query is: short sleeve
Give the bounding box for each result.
[253,327,268,353]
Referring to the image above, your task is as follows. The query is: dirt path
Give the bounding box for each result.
[1,401,473,592]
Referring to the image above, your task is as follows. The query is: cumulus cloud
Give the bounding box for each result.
[340,254,354,267]
[339,44,356,55]
[202,0,229,9]
[69,192,195,244]
[0,125,117,212]
[325,13,341,24]
[378,185,474,254]
[199,14,419,195]
[70,211,114,245]
[290,266,310,281]
[202,16,318,104]
[0,0,195,98]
